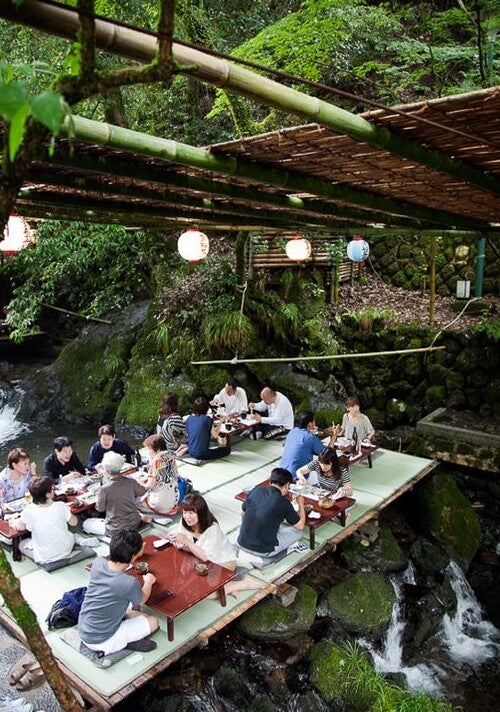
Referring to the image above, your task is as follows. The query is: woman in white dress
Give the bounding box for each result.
[170,492,264,598]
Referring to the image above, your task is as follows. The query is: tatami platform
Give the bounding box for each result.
[0,439,436,709]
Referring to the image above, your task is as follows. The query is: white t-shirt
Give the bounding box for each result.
[178,521,236,566]
[20,501,74,564]
[214,386,248,415]
[253,391,294,429]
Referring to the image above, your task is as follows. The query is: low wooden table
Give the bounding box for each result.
[218,416,257,438]
[235,481,355,550]
[131,535,237,641]
[0,518,24,561]
[335,442,377,468]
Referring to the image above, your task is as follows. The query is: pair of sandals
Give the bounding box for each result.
[7,653,44,692]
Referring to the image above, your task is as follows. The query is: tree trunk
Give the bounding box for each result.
[0,549,84,712]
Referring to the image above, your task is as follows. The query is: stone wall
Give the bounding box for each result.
[369,234,499,297]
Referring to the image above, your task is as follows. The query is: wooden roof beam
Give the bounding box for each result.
[2,0,499,197]
[56,114,489,231]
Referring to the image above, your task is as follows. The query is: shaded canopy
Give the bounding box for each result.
[1,1,499,235]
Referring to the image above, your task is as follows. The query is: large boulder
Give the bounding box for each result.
[340,525,408,574]
[323,571,396,636]
[238,583,317,641]
[17,301,150,425]
[414,472,481,569]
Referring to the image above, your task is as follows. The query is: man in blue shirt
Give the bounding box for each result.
[280,411,334,480]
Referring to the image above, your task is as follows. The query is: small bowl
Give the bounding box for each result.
[304,504,314,515]
[136,562,149,574]
[319,497,335,509]
[65,487,77,496]
[194,563,208,576]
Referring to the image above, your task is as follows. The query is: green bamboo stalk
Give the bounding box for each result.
[2,1,498,197]
[57,114,489,230]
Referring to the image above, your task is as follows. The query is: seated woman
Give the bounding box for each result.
[184,396,230,461]
[139,434,179,515]
[170,492,264,598]
[157,393,187,455]
[296,447,353,498]
[340,395,375,443]
[15,476,97,564]
[0,448,36,508]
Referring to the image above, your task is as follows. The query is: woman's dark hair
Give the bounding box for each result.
[296,410,315,429]
[269,467,293,487]
[98,424,115,437]
[29,476,54,504]
[345,395,361,408]
[159,393,179,418]
[109,530,144,563]
[317,447,341,479]
[7,448,30,469]
[192,396,210,416]
[53,436,73,451]
[181,492,217,534]
[143,434,165,453]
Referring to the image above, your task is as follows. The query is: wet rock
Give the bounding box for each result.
[340,524,408,574]
[212,665,257,708]
[401,575,456,659]
[410,536,450,575]
[323,571,396,636]
[414,471,481,569]
[238,583,317,641]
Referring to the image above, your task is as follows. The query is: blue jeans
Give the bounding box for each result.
[239,524,302,558]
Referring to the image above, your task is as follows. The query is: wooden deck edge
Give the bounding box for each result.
[1,459,439,710]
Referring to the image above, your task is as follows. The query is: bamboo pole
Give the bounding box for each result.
[55,114,489,231]
[41,303,112,323]
[29,163,429,230]
[2,1,498,198]
[429,235,436,325]
[191,345,446,365]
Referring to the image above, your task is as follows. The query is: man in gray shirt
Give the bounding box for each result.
[78,530,158,655]
[83,451,152,538]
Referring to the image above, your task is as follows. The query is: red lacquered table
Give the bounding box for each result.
[235,481,355,550]
[130,535,237,641]
[0,518,24,561]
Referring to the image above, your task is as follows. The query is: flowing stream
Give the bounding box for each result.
[361,560,500,698]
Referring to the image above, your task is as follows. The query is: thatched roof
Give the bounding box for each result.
[12,86,499,234]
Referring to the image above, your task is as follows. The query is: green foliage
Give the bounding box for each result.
[203,310,256,353]
[1,221,163,341]
[473,318,500,342]
[0,60,67,159]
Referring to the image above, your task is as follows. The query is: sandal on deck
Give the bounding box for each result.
[8,653,37,686]
[14,663,45,692]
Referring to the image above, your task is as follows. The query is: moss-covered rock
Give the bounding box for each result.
[323,571,396,635]
[414,472,481,569]
[238,583,317,641]
[340,526,407,574]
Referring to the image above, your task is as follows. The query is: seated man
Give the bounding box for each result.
[280,410,336,480]
[211,378,248,416]
[237,467,305,559]
[43,436,86,482]
[83,452,152,538]
[87,424,135,471]
[15,476,97,565]
[184,396,231,462]
[78,530,158,655]
[248,386,294,439]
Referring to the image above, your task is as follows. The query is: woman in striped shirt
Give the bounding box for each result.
[296,447,352,497]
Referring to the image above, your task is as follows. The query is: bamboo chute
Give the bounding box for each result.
[190,345,446,366]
